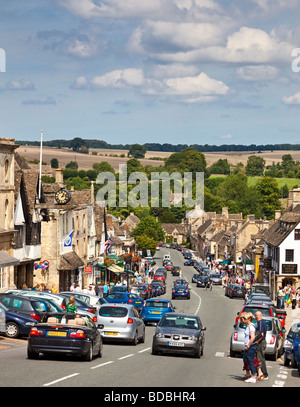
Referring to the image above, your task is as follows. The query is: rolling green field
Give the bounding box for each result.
[247,177,299,189]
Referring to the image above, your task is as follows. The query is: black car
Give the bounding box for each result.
[192,273,199,283]
[184,259,195,266]
[196,276,210,288]
[27,313,103,361]
[172,266,181,276]
[227,284,247,299]
[134,284,151,299]
[151,280,166,295]
[0,294,58,322]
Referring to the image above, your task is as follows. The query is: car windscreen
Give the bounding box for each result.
[99,306,128,318]
[145,301,169,308]
[239,320,272,331]
[210,274,220,278]
[160,315,199,329]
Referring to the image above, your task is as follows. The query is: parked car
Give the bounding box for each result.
[235,304,279,325]
[192,273,199,283]
[110,286,130,294]
[150,282,162,296]
[97,303,145,345]
[0,302,36,338]
[105,292,144,310]
[209,273,222,285]
[250,283,271,297]
[0,303,5,334]
[152,313,206,358]
[60,291,106,308]
[0,294,59,322]
[59,294,97,314]
[8,290,68,309]
[230,316,285,360]
[134,283,151,299]
[27,313,103,361]
[227,284,247,299]
[184,259,195,266]
[140,299,175,324]
[283,322,300,373]
[172,266,181,276]
[196,276,210,288]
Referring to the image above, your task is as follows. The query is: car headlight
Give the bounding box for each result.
[155,332,163,338]
[188,335,198,341]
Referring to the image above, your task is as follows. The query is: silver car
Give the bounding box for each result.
[209,273,222,285]
[230,316,285,361]
[97,303,145,345]
[0,303,6,334]
[152,313,206,358]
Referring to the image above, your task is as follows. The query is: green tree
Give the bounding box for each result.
[92,161,115,174]
[131,216,165,242]
[50,158,59,168]
[70,137,87,152]
[128,144,147,159]
[66,161,78,170]
[245,155,265,176]
[255,177,281,219]
[135,235,157,256]
[209,159,230,175]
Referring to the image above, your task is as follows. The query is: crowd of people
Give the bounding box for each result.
[276,285,300,309]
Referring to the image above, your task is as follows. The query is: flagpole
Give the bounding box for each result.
[38,129,43,201]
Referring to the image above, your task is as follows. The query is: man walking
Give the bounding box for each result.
[255,311,268,381]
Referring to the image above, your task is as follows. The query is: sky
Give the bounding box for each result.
[0,0,300,147]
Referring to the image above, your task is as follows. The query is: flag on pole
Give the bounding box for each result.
[63,230,74,247]
[105,236,112,254]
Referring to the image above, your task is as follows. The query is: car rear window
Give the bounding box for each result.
[239,320,272,331]
[243,306,271,317]
[99,306,128,318]
[32,301,49,312]
[145,301,169,308]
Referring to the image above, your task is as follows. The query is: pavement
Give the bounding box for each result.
[282,305,300,332]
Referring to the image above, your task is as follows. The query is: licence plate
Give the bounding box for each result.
[104,332,118,336]
[168,342,184,347]
[151,311,161,314]
[47,331,67,337]
[135,301,141,304]
[238,291,242,294]
[178,291,183,293]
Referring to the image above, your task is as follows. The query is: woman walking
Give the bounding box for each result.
[240,312,258,383]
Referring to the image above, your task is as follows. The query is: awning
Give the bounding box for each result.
[59,251,84,271]
[0,251,20,267]
[108,265,122,274]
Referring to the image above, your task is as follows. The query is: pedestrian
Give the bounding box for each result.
[70,283,75,292]
[74,284,81,293]
[284,286,291,308]
[255,311,268,381]
[103,282,109,298]
[98,283,104,298]
[51,284,57,294]
[240,312,258,383]
[291,291,297,310]
[66,296,78,313]
[277,287,285,309]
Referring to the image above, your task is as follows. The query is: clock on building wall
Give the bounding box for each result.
[55,188,71,205]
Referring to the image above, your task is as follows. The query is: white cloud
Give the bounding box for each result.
[4,79,35,91]
[90,69,144,88]
[220,134,233,139]
[282,92,300,105]
[236,65,279,81]
[70,76,89,89]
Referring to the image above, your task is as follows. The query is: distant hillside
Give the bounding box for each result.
[16,138,300,153]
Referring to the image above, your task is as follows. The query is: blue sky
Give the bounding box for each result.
[0,0,300,146]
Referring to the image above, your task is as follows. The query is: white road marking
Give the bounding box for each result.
[90,360,114,369]
[43,373,80,386]
[118,354,134,360]
[138,347,151,353]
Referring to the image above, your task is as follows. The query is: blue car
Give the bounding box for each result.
[140,299,175,324]
[283,322,300,374]
[172,284,190,300]
[0,303,36,338]
[105,292,144,310]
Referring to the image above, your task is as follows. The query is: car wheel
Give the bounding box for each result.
[194,345,201,358]
[229,344,236,358]
[6,322,20,338]
[152,342,158,355]
[132,331,138,346]
[283,354,290,366]
[140,328,145,343]
[27,346,39,360]
[84,343,93,361]
[298,363,300,376]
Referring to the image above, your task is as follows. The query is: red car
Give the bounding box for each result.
[235,303,281,325]
[165,263,174,272]
[154,272,165,283]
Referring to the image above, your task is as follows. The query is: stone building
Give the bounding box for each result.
[0,138,20,292]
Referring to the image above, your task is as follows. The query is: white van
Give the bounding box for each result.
[163,253,171,261]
